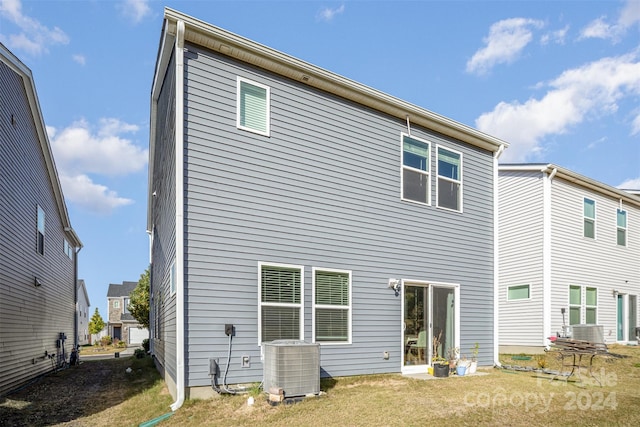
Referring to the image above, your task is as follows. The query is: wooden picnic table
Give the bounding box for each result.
[546,338,610,386]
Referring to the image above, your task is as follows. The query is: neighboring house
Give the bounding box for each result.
[0,43,82,397]
[498,164,640,353]
[107,281,148,345]
[147,9,507,404]
[77,279,91,346]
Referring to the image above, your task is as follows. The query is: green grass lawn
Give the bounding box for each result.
[52,344,640,426]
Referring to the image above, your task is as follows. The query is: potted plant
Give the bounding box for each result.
[468,342,479,374]
[432,357,449,377]
[447,347,460,374]
[456,355,469,376]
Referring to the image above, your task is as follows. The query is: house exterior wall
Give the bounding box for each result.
[176,42,497,390]
[498,171,545,346]
[498,167,640,350]
[77,281,90,345]
[150,48,178,395]
[0,53,77,396]
[549,178,640,344]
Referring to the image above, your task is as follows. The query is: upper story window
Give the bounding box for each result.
[401,134,430,204]
[259,263,303,343]
[237,77,270,136]
[63,239,73,259]
[313,268,351,344]
[437,146,462,212]
[113,300,120,309]
[36,205,45,255]
[617,209,627,246]
[123,297,130,314]
[170,260,176,295]
[583,198,596,239]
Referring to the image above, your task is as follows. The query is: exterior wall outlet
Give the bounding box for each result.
[242,355,250,368]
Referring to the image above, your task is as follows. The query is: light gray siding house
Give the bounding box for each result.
[0,43,82,397]
[107,281,149,345]
[498,164,640,353]
[77,279,91,346]
[148,9,507,405]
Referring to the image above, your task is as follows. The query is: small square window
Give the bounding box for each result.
[237,77,270,136]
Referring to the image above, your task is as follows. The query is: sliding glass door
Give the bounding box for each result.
[403,282,457,373]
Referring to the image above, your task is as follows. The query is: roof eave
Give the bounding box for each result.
[162,8,508,154]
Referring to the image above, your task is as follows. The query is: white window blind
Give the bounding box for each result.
[260,265,301,342]
[238,78,269,135]
[314,269,350,342]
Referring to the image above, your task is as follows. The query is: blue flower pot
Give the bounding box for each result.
[456,365,467,376]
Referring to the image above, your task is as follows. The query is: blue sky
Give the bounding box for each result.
[1,0,639,316]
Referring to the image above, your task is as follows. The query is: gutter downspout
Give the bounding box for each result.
[170,18,186,412]
[493,144,505,367]
[542,167,556,348]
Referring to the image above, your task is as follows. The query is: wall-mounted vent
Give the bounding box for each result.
[263,340,320,397]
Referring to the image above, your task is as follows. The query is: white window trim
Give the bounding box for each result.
[583,197,596,239]
[617,208,627,247]
[506,284,531,301]
[436,144,463,213]
[312,267,352,345]
[236,76,270,137]
[400,133,431,206]
[257,262,304,345]
[170,260,176,296]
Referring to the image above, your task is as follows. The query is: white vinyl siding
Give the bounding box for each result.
[259,263,303,343]
[237,77,270,136]
[617,209,627,246]
[401,134,430,204]
[507,284,530,301]
[313,268,351,344]
[437,146,462,212]
[584,198,596,239]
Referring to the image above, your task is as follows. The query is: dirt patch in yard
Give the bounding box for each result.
[0,356,159,426]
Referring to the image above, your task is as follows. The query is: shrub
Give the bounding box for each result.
[134,348,146,359]
[117,340,126,348]
[142,338,150,352]
[100,335,112,346]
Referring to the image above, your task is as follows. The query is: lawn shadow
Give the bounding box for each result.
[320,368,337,391]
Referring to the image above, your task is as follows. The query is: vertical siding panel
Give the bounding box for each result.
[179,44,496,388]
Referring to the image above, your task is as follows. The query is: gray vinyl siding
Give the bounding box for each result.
[150,51,177,382]
[549,179,640,343]
[498,171,545,346]
[0,60,75,396]
[180,43,496,387]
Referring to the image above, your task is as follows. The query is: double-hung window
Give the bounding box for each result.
[569,285,597,324]
[583,198,596,239]
[437,146,462,211]
[617,209,627,246]
[401,134,430,204]
[259,263,303,343]
[170,260,176,295]
[237,77,270,136]
[313,268,351,344]
[37,205,45,255]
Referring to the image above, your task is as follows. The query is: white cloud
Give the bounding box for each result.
[541,25,569,45]
[466,18,544,74]
[48,118,147,214]
[0,0,69,55]
[579,0,640,41]
[317,4,345,22]
[59,174,134,215]
[476,52,640,162]
[632,112,640,135]
[49,118,147,176]
[618,178,640,190]
[118,0,151,24]
[72,54,86,65]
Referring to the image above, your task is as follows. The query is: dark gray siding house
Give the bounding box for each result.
[148,9,507,406]
[0,43,82,397]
